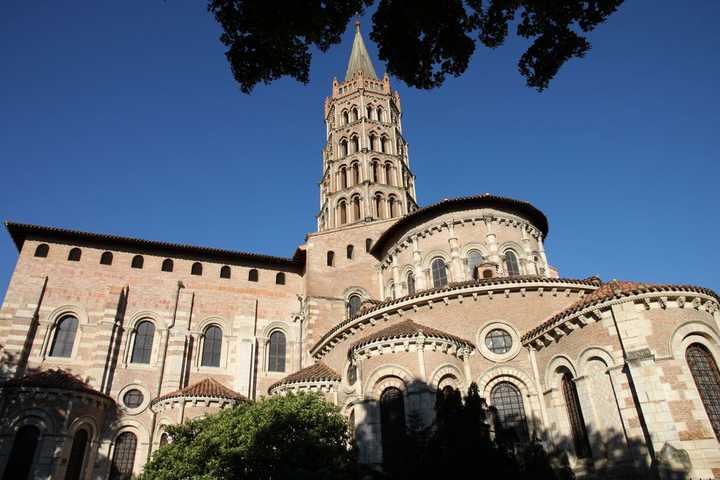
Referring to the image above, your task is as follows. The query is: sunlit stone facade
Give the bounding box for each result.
[1,25,719,480]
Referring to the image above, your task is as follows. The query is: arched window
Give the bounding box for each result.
[431,258,448,288]
[374,195,384,219]
[384,163,392,185]
[365,238,372,252]
[275,272,285,285]
[130,321,155,364]
[372,161,379,182]
[340,139,348,157]
[340,167,348,189]
[686,343,720,439]
[65,428,89,480]
[381,136,389,153]
[34,243,49,258]
[377,106,384,122]
[351,136,359,154]
[351,163,360,185]
[346,245,354,259]
[406,271,415,295]
[268,331,286,372]
[68,248,82,262]
[49,315,78,358]
[388,197,397,218]
[352,196,361,221]
[161,259,173,272]
[131,255,143,269]
[100,251,113,265]
[342,110,349,125]
[467,250,484,280]
[110,432,137,480]
[491,382,529,444]
[561,372,591,458]
[348,294,362,318]
[351,107,358,122]
[220,265,231,279]
[366,105,373,119]
[369,134,377,151]
[201,325,222,367]
[248,269,258,282]
[505,250,520,276]
[327,251,334,267]
[191,262,202,276]
[339,200,347,225]
[387,282,396,300]
[380,387,406,473]
[159,432,170,448]
[4,425,40,480]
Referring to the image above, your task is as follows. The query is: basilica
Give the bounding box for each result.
[1,24,719,480]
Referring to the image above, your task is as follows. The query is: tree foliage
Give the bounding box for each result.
[208,0,624,93]
[138,393,355,480]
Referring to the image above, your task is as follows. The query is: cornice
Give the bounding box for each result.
[378,213,543,267]
[523,287,720,351]
[310,276,600,360]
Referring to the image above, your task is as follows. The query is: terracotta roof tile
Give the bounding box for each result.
[522,280,720,342]
[269,362,340,392]
[153,378,246,404]
[1,369,110,399]
[351,319,474,350]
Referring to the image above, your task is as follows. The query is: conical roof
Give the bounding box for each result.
[152,377,246,404]
[345,21,377,80]
[351,319,474,350]
[269,361,340,392]
[1,368,111,400]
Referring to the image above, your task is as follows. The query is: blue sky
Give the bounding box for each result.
[1,1,718,294]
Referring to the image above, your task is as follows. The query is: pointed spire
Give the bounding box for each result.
[345,21,378,81]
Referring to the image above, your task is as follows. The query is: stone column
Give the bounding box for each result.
[484,216,501,270]
[355,399,382,467]
[411,237,425,291]
[447,222,462,282]
[376,267,385,299]
[391,255,401,298]
[537,236,549,276]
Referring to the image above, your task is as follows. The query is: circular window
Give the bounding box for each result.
[485,329,513,354]
[347,364,358,385]
[123,389,144,409]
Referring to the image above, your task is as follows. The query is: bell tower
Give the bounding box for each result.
[317,22,418,232]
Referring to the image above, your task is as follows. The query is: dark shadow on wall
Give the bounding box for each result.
[353,379,695,480]
[0,362,119,480]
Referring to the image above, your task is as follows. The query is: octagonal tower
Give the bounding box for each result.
[317,22,418,232]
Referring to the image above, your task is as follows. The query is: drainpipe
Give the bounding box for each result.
[250,299,259,400]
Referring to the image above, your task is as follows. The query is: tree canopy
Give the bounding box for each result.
[138,393,355,480]
[207,0,624,93]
